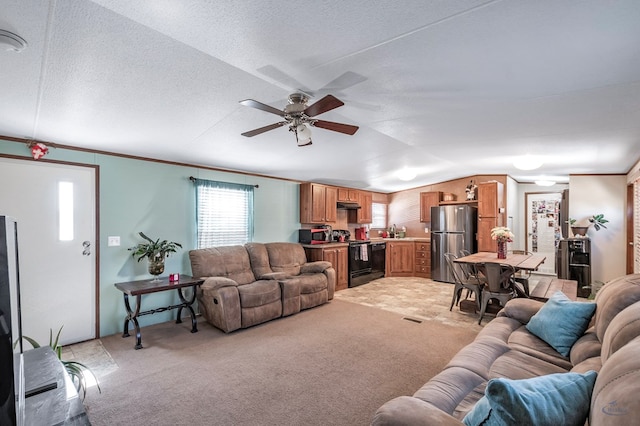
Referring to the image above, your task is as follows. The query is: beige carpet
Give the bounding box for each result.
[71,279,481,425]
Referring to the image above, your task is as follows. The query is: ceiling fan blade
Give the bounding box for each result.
[241,121,287,137]
[304,95,344,117]
[239,99,285,117]
[311,120,359,135]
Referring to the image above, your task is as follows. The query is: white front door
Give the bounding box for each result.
[0,156,96,346]
[525,192,562,275]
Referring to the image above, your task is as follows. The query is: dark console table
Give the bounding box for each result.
[24,346,90,425]
[114,275,204,349]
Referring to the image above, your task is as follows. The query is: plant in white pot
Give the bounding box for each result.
[128,232,182,281]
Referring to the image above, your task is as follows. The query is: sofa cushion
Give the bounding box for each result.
[237,280,281,308]
[463,371,597,426]
[526,291,596,357]
[189,246,256,285]
[592,274,640,342]
[265,242,307,276]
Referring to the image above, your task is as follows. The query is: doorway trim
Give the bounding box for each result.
[0,153,100,339]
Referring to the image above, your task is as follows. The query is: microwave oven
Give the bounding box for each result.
[298,228,330,244]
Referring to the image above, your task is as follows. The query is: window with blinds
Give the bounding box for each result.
[194,179,254,248]
[371,202,387,229]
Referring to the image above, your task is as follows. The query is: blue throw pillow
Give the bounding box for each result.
[463,371,597,426]
[525,291,596,357]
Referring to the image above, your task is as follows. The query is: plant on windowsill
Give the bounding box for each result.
[15,326,101,401]
[128,232,182,281]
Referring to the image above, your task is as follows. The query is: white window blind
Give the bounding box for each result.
[194,178,254,248]
[371,202,387,229]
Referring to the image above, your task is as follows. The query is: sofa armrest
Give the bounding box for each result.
[497,297,545,324]
[300,261,332,274]
[372,396,463,426]
[200,277,239,292]
[258,272,289,280]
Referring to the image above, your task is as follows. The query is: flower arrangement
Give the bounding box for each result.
[490,226,514,243]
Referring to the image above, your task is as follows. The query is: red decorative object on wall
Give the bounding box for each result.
[28,141,48,159]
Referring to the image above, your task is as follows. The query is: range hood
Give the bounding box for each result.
[337,201,361,210]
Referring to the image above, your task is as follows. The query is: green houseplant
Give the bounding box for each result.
[569,214,608,236]
[16,326,101,400]
[128,232,182,280]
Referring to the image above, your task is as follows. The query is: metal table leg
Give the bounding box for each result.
[176,284,199,333]
[122,293,143,349]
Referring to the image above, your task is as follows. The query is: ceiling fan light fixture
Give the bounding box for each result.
[513,154,543,170]
[296,124,312,147]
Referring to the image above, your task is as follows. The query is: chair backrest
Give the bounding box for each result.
[444,252,464,284]
[509,250,532,255]
[483,262,516,292]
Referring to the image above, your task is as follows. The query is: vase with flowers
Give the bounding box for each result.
[491,226,514,259]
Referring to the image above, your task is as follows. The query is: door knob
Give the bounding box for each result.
[82,240,91,256]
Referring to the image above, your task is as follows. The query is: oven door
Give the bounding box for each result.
[348,242,372,287]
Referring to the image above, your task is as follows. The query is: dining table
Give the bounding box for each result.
[454,251,546,271]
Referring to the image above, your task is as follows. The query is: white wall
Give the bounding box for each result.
[569,175,627,282]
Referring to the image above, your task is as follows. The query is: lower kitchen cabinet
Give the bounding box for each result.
[386,241,415,277]
[304,245,349,291]
[414,241,431,278]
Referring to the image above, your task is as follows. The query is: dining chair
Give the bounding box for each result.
[478,262,517,325]
[445,253,483,312]
[508,250,532,296]
[459,249,486,283]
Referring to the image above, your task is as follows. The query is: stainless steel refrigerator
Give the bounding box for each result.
[430,205,477,283]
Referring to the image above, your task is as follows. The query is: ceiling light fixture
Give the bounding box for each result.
[397,167,417,181]
[535,179,556,187]
[513,154,543,170]
[295,123,312,147]
[0,29,27,52]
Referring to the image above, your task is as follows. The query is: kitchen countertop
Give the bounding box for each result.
[300,242,350,248]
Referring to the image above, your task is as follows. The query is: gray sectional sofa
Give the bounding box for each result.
[372,274,640,425]
[189,242,335,333]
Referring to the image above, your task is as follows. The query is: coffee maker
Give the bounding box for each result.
[354,226,368,241]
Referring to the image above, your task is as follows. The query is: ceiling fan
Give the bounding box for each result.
[239,93,359,147]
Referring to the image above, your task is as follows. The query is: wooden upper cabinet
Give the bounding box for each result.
[420,191,443,222]
[476,181,505,253]
[300,183,337,224]
[477,182,504,218]
[349,190,373,224]
[337,188,359,202]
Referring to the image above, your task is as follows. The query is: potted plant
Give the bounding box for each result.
[16,326,101,401]
[128,232,182,281]
[568,214,609,237]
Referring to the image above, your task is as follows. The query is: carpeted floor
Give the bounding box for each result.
[71,277,484,425]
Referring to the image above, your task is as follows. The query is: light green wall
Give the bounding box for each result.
[0,139,300,337]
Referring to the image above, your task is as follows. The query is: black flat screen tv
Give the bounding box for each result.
[0,215,24,426]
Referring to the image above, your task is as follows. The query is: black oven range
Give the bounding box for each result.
[348,240,386,287]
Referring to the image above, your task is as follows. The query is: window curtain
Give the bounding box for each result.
[193,178,254,248]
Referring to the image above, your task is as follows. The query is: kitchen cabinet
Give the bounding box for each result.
[420,191,442,222]
[386,241,415,277]
[414,241,431,278]
[300,183,337,224]
[477,181,504,252]
[348,190,373,224]
[337,188,359,202]
[304,245,348,291]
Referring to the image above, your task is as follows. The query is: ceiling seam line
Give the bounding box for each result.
[312,0,504,69]
[31,0,58,140]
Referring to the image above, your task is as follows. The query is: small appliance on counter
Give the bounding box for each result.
[298,226,331,244]
[354,226,369,241]
[332,229,351,242]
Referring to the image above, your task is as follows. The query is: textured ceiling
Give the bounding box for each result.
[1,0,639,192]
